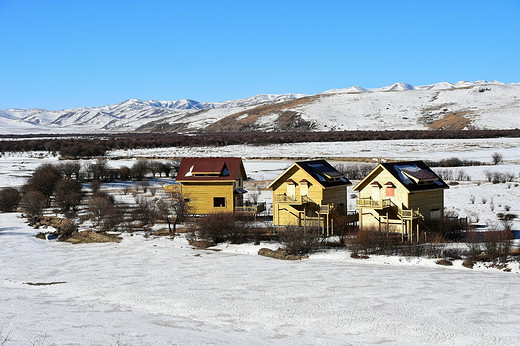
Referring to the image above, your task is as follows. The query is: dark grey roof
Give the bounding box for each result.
[380,161,449,191]
[296,160,352,188]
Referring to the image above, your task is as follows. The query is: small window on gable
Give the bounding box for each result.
[385,182,395,197]
[221,166,229,176]
[213,197,226,208]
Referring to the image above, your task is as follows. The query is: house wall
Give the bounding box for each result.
[322,186,348,214]
[271,166,348,226]
[181,181,235,214]
[408,190,445,220]
[357,166,446,232]
[357,168,409,208]
[272,166,325,226]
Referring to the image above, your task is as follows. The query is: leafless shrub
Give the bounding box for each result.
[481,197,487,204]
[193,212,236,244]
[504,205,511,212]
[491,152,503,165]
[57,219,78,241]
[57,161,81,180]
[131,159,149,180]
[484,170,493,182]
[88,192,125,232]
[54,178,83,214]
[0,187,21,212]
[138,180,150,193]
[20,190,48,218]
[425,210,466,241]
[163,191,192,235]
[348,227,400,256]
[434,169,453,181]
[90,180,101,193]
[133,196,158,230]
[424,235,447,259]
[24,163,61,198]
[332,214,357,246]
[465,230,482,263]
[278,226,323,256]
[456,169,471,181]
[483,230,513,264]
[426,157,483,167]
[490,203,495,211]
[336,164,376,180]
[469,195,475,204]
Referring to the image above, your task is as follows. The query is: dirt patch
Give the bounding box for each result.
[429,112,473,130]
[188,238,217,250]
[204,95,319,132]
[65,231,121,244]
[435,259,453,266]
[258,248,308,260]
[152,228,172,236]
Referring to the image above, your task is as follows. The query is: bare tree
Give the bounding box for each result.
[133,196,157,230]
[58,161,81,180]
[131,159,149,180]
[88,192,125,231]
[20,190,48,219]
[0,187,21,212]
[492,152,503,165]
[54,178,84,214]
[163,191,191,235]
[149,161,162,177]
[24,163,62,198]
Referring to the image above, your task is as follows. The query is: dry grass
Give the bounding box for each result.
[204,95,319,132]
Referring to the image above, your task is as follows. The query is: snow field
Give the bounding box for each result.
[1,140,520,344]
[1,213,519,345]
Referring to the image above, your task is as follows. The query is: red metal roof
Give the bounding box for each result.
[176,157,244,182]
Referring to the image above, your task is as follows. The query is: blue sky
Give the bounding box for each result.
[1,0,519,110]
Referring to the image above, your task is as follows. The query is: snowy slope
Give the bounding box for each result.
[1,81,519,134]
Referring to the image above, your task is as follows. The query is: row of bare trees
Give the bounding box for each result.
[2,130,520,157]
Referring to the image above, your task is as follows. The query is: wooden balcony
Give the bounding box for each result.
[274,194,315,205]
[356,197,393,209]
[235,202,266,214]
[399,209,423,220]
[357,197,423,221]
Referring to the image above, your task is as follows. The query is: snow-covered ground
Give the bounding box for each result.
[1,139,520,344]
[108,137,520,163]
[1,213,519,345]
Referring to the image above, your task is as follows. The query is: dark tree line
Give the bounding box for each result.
[1,129,520,157]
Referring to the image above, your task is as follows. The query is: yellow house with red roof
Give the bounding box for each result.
[175,157,249,215]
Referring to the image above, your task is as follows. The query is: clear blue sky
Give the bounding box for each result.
[1,0,519,110]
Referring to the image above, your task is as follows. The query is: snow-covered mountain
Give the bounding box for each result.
[1,81,519,134]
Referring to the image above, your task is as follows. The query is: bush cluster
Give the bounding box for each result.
[192,213,254,244]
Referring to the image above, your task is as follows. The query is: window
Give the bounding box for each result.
[184,198,190,203]
[386,187,394,197]
[287,183,295,197]
[213,197,226,208]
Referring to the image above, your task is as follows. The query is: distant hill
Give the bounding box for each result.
[1,81,519,134]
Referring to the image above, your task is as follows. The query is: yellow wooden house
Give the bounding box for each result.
[175,157,249,214]
[268,160,352,235]
[353,161,449,241]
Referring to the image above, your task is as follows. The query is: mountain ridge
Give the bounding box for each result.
[1,81,519,134]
